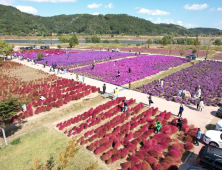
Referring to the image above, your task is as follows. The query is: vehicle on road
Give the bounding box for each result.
[203,130,222,148]
[216,120,222,131]
[112,48,120,52]
[216,107,222,118]
[178,163,205,170]
[186,54,197,60]
[197,145,222,170]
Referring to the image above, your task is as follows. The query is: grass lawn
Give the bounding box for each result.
[0,126,106,170]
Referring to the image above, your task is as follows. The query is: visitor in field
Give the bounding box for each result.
[46,61,48,66]
[122,100,128,112]
[118,70,120,77]
[196,128,201,146]
[198,99,204,112]
[55,62,57,69]
[129,81,131,89]
[160,79,164,88]
[194,86,201,98]
[82,75,85,83]
[177,118,183,132]
[156,121,162,133]
[102,84,106,94]
[92,63,95,70]
[39,95,46,101]
[177,104,184,117]
[148,94,153,107]
[57,68,60,74]
[76,74,79,82]
[115,87,119,97]
[197,97,201,110]
[129,67,131,73]
[177,90,183,97]
[113,90,117,100]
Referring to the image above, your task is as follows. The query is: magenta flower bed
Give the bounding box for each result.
[72,55,189,85]
[20,50,133,68]
[137,60,222,106]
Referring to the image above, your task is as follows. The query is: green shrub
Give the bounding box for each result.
[11,138,21,145]
[57,45,62,49]
[37,53,43,61]
[103,40,110,43]
[113,39,120,44]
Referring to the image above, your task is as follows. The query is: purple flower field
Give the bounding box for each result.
[137,61,222,106]
[21,50,133,69]
[72,55,189,85]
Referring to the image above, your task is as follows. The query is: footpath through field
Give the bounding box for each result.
[13,58,218,155]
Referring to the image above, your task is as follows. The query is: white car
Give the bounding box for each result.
[203,130,222,148]
[216,120,222,131]
[112,48,120,52]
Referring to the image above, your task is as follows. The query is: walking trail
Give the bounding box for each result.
[13,58,219,155]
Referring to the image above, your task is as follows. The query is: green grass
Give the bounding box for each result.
[10,138,21,145]
[0,127,105,170]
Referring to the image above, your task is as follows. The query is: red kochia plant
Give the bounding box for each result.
[101,150,113,161]
[171,118,179,126]
[184,142,194,150]
[142,161,152,170]
[135,164,145,169]
[148,149,161,158]
[94,146,106,155]
[129,155,140,165]
[123,161,132,169]
[168,149,182,161]
[164,112,171,120]
[145,156,157,166]
[88,143,95,151]
[120,148,129,158]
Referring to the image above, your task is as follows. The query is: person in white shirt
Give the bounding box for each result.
[198,99,204,112]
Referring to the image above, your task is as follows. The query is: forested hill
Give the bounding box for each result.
[0,4,222,36]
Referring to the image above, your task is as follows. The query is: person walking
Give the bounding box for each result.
[160,79,164,88]
[197,97,201,110]
[115,87,119,97]
[102,84,106,94]
[118,70,120,77]
[177,118,183,132]
[148,94,153,107]
[196,128,201,146]
[177,104,184,117]
[92,64,95,70]
[129,81,131,89]
[82,75,85,83]
[123,100,128,112]
[198,99,204,112]
[76,74,79,82]
[129,67,131,73]
[156,121,162,133]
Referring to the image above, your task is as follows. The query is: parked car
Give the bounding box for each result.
[186,54,197,60]
[216,107,222,118]
[216,120,222,131]
[197,145,222,170]
[178,163,205,170]
[112,48,120,52]
[203,130,222,148]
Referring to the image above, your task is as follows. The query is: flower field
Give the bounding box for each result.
[82,47,207,57]
[19,50,133,69]
[72,55,189,85]
[213,52,222,60]
[0,61,99,124]
[56,97,197,170]
[137,61,222,106]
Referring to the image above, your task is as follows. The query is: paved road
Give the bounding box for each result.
[12,58,219,154]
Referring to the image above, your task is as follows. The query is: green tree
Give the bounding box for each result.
[103,40,110,43]
[136,43,140,47]
[69,34,79,48]
[58,36,69,43]
[85,37,92,43]
[179,49,185,56]
[161,36,168,47]
[113,39,120,44]
[0,41,13,56]
[214,39,222,46]
[192,49,197,54]
[57,45,62,49]
[50,39,54,45]
[194,35,200,46]
[37,53,43,61]
[91,36,101,43]
[146,39,152,48]
[37,39,44,44]
[0,97,23,128]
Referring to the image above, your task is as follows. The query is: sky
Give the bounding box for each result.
[1,0,222,30]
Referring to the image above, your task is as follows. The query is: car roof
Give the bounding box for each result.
[179,163,204,170]
[205,145,222,157]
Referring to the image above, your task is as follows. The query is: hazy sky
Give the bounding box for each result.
[1,0,222,29]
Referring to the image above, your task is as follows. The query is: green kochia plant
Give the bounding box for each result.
[37,53,43,61]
